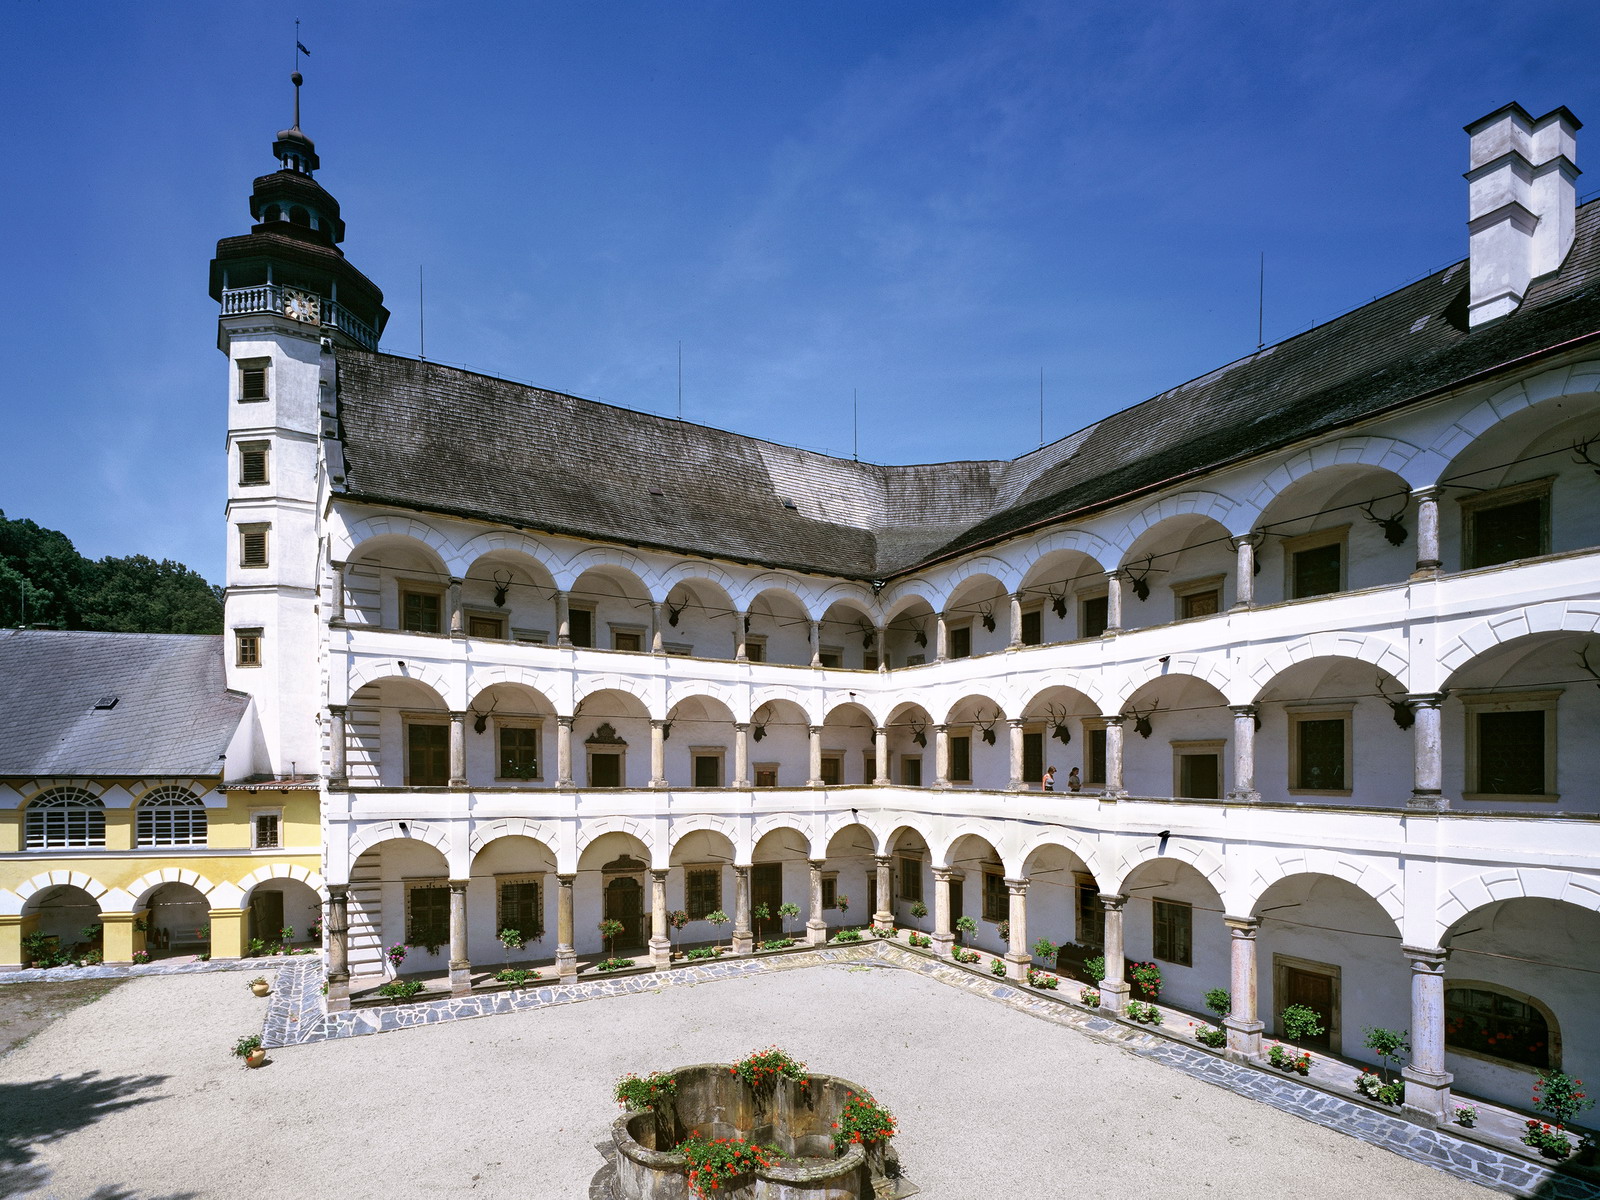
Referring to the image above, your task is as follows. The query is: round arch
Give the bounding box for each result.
[1434,867,1600,943]
[1018,828,1110,884]
[337,515,454,568]
[667,815,744,865]
[346,660,455,706]
[347,820,452,864]
[1112,839,1228,900]
[468,817,567,867]
[447,530,558,581]
[1109,491,1241,558]
[3,870,111,916]
[1414,360,1600,482]
[1438,602,1600,680]
[122,868,221,911]
[1246,635,1410,703]
[1238,435,1427,528]
[1236,853,1403,927]
[929,558,1020,612]
[750,817,817,860]
[554,547,654,596]
[574,816,658,866]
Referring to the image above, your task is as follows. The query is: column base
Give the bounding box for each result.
[806,779,825,789]
[1007,779,1023,792]
[1098,790,1126,804]
[1100,981,1131,1014]
[732,931,753,955]
[932,932,954,958]
[732,778,752,790]
[326,971,351,1012]
[556,948,578,983]
[1406,791,1450,811]
[1409,565,1441,581]
[807,919,828,946]
[449,962,473,996]
[1402,1066,1453,1126]
[1003,953,1029,982]
[649,779,668,789]
[872,911,893,930]
[1223,1017,1264,1061]
[872,777,891,786]
[1225,789,1261,803]
[650,937,672,970]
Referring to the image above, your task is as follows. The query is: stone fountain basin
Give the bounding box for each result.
[610,1063,886,1200]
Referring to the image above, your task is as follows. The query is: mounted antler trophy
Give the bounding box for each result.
[976,709,999,745]
[666,599,685,627]
[1375,673,1415,729]
[492,570,513,607]
[910,719,927,747]
[1125,555,1154,602]
[914,623,928,648]
[1045,704,1072,745]
[751,705,769,742]
[979,604,996,633]
[1360,500,1409,546]
[1050,590,1068,619]
[1126,702,1158,739]
[472,695,498,734]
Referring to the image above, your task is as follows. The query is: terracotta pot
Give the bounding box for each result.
[245,1048,267,1068]
[251,981,271,997]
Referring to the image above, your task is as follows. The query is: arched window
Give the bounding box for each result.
[289,206,310,227]
[136,787,208,847]
[24,787,105,849]
[262,204,282,223]
[1445,985,1553,1069]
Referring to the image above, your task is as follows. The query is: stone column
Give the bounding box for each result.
[807,724,824,787]
[1008,591,1024,648]
[556,716,575,787]
[327,705,348,785]
[556,873,577,981]
[1407,694,1446,811]
[733,723,751,788]
[448,711,468,787]
[649,720,669,789]
[1223,916,1264,1060]
[1227,705,1259,802]
[649,869,671,969]
[874,625,887,670]
[448,879,471,996]
[1004,878,1031,981]
[872,726,891,785]
[1412,486,1442,576]
[807,859,828,945]
[809,620,822,667]
[1402,946,1454,1125]
[650,602,664,654]
[1099,893,1129,1013]
[1103,715,1126,797]
[873,855,893,927]
[733,866,753,954]
[1104,570,1124,633]
[935,611,949,660]
[555,590,572,646]
[735,610,750,662]
[1007,718,1026,791]
[932,868,955,957]
[325,884,351,1011]
[329,560,346,623]
[934,724,951,789]
[448,577,465,635]
[1231,534,1261,609]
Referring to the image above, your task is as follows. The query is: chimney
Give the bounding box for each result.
[1466,103,1582,327]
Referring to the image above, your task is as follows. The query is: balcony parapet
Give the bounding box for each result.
[221,283,379,350]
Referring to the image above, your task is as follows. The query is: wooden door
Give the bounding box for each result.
[250,890,284,946]
[604,876,645,952]
[752,863,782,938]
[949,878,964,927]
[1279,966,1335,1051]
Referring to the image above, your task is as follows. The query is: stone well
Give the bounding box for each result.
[607,1063,902,1200]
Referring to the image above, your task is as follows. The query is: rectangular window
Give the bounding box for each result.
[745,636,767,662]
[497,725,540,780]
[693,752,723,788]
[1153,899,1193,967]
[685,867,721,920]
[239,441,269,486]
[982,871,1008,922]
[1283,524,1348,600]
[1076,876,1104,948]
[406,883,451,949]
[1463,481,1551,569]
[568,607,595,648]
[1174,575,1224,621]
[1173,739,1224,799]
[251,810,282,850]
[904,654,926,667]
[407,721,450,786]
[1290,711,1350,793]
[819,646,843,669]
[950,735,971,783]
[239,523,269,569]
[1022,730,1044,784]
[239,359,269,402]
[822,874,839,910]
[588,752,622,788]
[497,878,543,941]
[1080,594,1109,638]
[468,614,506,639]
[1463,690,1559,799]
[949,625,972,659]
[898,856,923,903]
[1087,725,1107,785]
[820,754,843,786]
[754,763,778,788]
[1020,609,1042,645]
[612,629,642,652]
[235,627,262,667]
[900,756,922,787]
[862,651,879,671]
[401,588,443,634]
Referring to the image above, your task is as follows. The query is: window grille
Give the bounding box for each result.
[137,786,208,846]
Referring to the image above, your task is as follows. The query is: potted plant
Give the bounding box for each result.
[1128,960,1162,1001]
[1030,937,1058,967]
[131,949,152,966]
[1355,1026,1409,1105]
[1269,1004,1323,1074]
[666,909,690,957]
[777,901,800,937]
[378,978,425,1002]
[752,902,771,942]
[498,926,525,966]
[1194,987,1230,1048]
[232,1033,267,1068]
[910,900,928,920]
[954,915,977,947]
[598,917,625,959]
[248,976,271,998]
[1522,1070,1595,1159]
[385,942,408,975]
[705,910,730,952]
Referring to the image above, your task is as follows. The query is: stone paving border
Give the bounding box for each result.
[0,954,306,985]
[256,943,1600,1200]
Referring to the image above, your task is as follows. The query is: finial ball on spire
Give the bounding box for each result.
[292,71,303,87]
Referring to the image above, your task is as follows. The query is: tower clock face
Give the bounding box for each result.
[282,288,321,324]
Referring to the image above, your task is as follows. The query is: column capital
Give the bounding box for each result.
[650,868,670,883]
[873,854,892,867]
[650,718,669,730]
[874,724,888,736]
[1104,567,1123,582]
[1229,532,1264,551]
[734,721,750,732]
[327,882,349,900]
[1223,915,1261,937]
[1229,704,1258,718]
[733,863,751,878]
[1102,713,1125,727]
[449,709,468,721]
[809,858,827,870]
[1411,484,1443,502]
[448,576,465,589]
[1098,892,1127,912]
[327,703,348,717]
[449,878,469,892]
[1004,877,1030,895]
[932,867,960,883]
[934,722,949,734]
[1404,692,1447,710]
[1007,717,1026,729]
[1402,944,1450,972]
[557,714,575,728]
[556,872,576,886]
[808,724,824,735]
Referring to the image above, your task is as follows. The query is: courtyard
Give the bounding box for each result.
[0,961,1499,1200]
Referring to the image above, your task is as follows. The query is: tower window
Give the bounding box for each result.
[239,360,269,402]
[235,627,263,667]
[239,524,270,569]
[239,441,269,486]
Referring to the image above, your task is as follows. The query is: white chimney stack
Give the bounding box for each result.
[1466,103,1582,327]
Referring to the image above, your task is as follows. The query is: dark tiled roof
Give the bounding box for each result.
[334,202,1600,580]
[0,631,247,777]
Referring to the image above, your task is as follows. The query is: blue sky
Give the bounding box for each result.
[3,1,1598,583]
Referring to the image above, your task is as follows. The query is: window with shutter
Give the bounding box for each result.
[239,442,269,486]
[239,361,269,401]
[239,525,269,568]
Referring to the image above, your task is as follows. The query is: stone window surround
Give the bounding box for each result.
[689,745,726,788]
[752,761,779,788]
[238,439,270,487]
[1152,896,1193,967]
[1081,717,1108,786]
[1272,951,1342,1049]
[897,853,923,903]
[683,863,723,920]
[608,622,647,652]
[981,867,1007,922]
[1443,977,1563,1072]
[234,626,263,668]
[495,872,546,941]
[1459,476,1553,570]
[1459,688,1561,802]
[821,872,839,910]
[948,726,973,784]
[238,522,270,570]
[397,577,445,633]
[249,806,283,850]
[402,713,450,787]
[237,357,270,403]
[494,716,543,782]
[1282,523,1351,600]
[1171,738,1226,799]
[1171,573,1226,622]
[1286,703,1355,797]
[585,742,627,788]
[404,878,451,947]
[463,607,509,640]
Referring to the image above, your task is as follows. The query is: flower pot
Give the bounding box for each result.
[245,1048,267,1068]
[251,981,271,997]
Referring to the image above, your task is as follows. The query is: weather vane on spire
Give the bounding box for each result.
[291,19,311,129]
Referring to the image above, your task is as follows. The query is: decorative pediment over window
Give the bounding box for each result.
[602,854,647,873]
[586,722,628,745]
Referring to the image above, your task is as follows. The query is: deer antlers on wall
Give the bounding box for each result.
[1573,431,1600,476]
[1359,501,1410,546]
[1125,702,1159,739]
[1125,555,1154,602]
[1045,703,1072,745]
[492,570,513,607]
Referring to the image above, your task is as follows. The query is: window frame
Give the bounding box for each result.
[250,807,283,850]
[948,624,973,659]
[135,786,208,847]
[586,746,626,788]
[1460,689,1560,802]
[819,752,843,786]
[949,731,972,784]
[238,522,270,570]
[1171,738,1225,800]
[398,581,445,634]
[1152,897,1193,967]
[238,440,270,487]
[821,873,839,910]
[609,623,646,653]
[1020,606,1043,646]
[1172,574,1225,622]
[465,609,508,640]
[567,604,596,648]
[743,634,768,662]
[982,869,1008,923]
[1444,979,1560,1071]
[690,746,726,788]
[1082,718,1108,786]
[23,786,107,850]
[404,879,451,949]
[1075,873,1104,948]
[900,755,923,787]
[1460,478,1553,571]
[234,627,263,668]
[753,762,779,788]
[1287,705,1354,796]
[818,645,844,669]
[496,874,545,942]
[237,357,270,403]
[897,854,923,903]
[495,719,542,782]
[1283,525,1350,600]
[684,864,723,920]
[1079,591,1110,638]
[404,716,451,787]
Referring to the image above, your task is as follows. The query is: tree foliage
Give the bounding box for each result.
[0,510,222,634]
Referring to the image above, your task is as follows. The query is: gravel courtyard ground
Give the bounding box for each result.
[0,962,1492,1200]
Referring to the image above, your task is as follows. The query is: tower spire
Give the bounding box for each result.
[292,70,303,131]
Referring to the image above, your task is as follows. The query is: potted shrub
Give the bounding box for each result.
[910,900,928,920]
[131,949,152,966]
[777,901,800,937]
[667,909,690,957]
[1128,960,1162,1001]
[1355,1026,1409,1105]
[498,927,525,966]
[1268,1004,1323,1074]
[752,902,771,942]
[378,978,424,1002]
[1030,937,1058,967]
[232,1033,267,1068]
[705,910,730,952]
[385,942,408,975]
[953,915,977,947]
[598,917,625,959]
[1522,1070,1595,1159]
[1194,987,1230,1048]
[248,976,271,998]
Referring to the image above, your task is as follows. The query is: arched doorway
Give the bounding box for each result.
[144,882,211,956]
[21,885,102,965]
[602,856,648,954]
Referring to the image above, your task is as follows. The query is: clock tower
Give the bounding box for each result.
[209,72,388,779]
